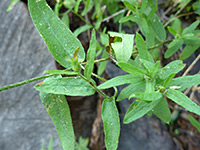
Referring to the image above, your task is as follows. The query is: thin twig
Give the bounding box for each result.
[164,10,194,27]
[81,57,110,65]
[133,39,173,55]
[102,8,127,22]
[182,54,200,76]
[0,74,54,92]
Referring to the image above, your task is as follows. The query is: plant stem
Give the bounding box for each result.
[102,8,127,22]
[81,57,110,65]
[71,10,98,32]
[133,39,173,55]
[78,73,110,99]
[0,74,54,92]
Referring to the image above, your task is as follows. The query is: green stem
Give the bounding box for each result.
[71,10,98,32]
[81,57,110,65]
[78,73,110,98]
[133,39,173,55]
[0,74,54,92]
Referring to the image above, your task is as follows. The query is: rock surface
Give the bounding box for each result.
[0,1,60,149]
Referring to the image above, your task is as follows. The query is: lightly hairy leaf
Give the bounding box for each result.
[98,74,143,89]
[165,89,200,116]
[102,97,120,150]
[124,99,161,124]
[28,0,85,68]
[40,93,75,150]
[35,76,95,96]
[84,30,96,79]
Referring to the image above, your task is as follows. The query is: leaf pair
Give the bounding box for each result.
[165,20,200,59]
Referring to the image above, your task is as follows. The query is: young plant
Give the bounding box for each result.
[1,0,200,150]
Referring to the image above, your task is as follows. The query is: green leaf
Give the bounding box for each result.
[168,26,178,37]
[97,50,109,75]
[136,33,150,61]
[123,1,136,12]
[35,76,95,96]
[188,115,200,132]
[180,44,200,60]
[102,97,120,150]
[165,89,200,116]
[44,70,78,75]
[119,14,136,23]
[117,62,145,77]
[153,97,171,124]
[124,99,161,124]
[140,0,148,14]
[62,12,70,28]
[163,73,176,88]
[164,39,184,58]
[117,80,146,101]
[40,93,75,150]
[145,78,155,93]
[171,18,182,34]
[48,136,53,150]
[108,32,134,62]
[74,24,93,37]
[28,0,85,68]
[169,74,200,91]
[150,14,166,41]
[84,30,96,79]
[139,59,154,72]
[158,60,184,80]
[81,0,93,16]
[129,91,162,101]
[182,20,200,35]
[149,61,161,78]
[98,74,143,89]
[63,0,76,9]
[7,0,20,12]
[75,0,82,13]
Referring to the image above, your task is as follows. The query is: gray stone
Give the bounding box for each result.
[0,1,60,149]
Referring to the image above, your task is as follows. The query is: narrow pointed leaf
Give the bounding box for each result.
[163,73,176,88]
[117,80,146,101]
[97,50,109,75]
[182,20,200,35]
[74,24,93,37]
[153,97,171,124]
[117,62,145,77]
[169,74,200,91]
[84,30,96,79]
[124,100,161,124]
[35,76,95,96]
[188,115,200,132]
[136,33,149,61]
[129,91,162,101]
[165,89,200,116]
[28,0,85,68]
[149,61,160,78]
[102,97,120,150]
[180,44,200,60]
[150,14,166,41]
[40,93,75,150]
[139,59,154,72]
[98,74,143,89]
[164,39,184,58]
[158,60,184,79]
